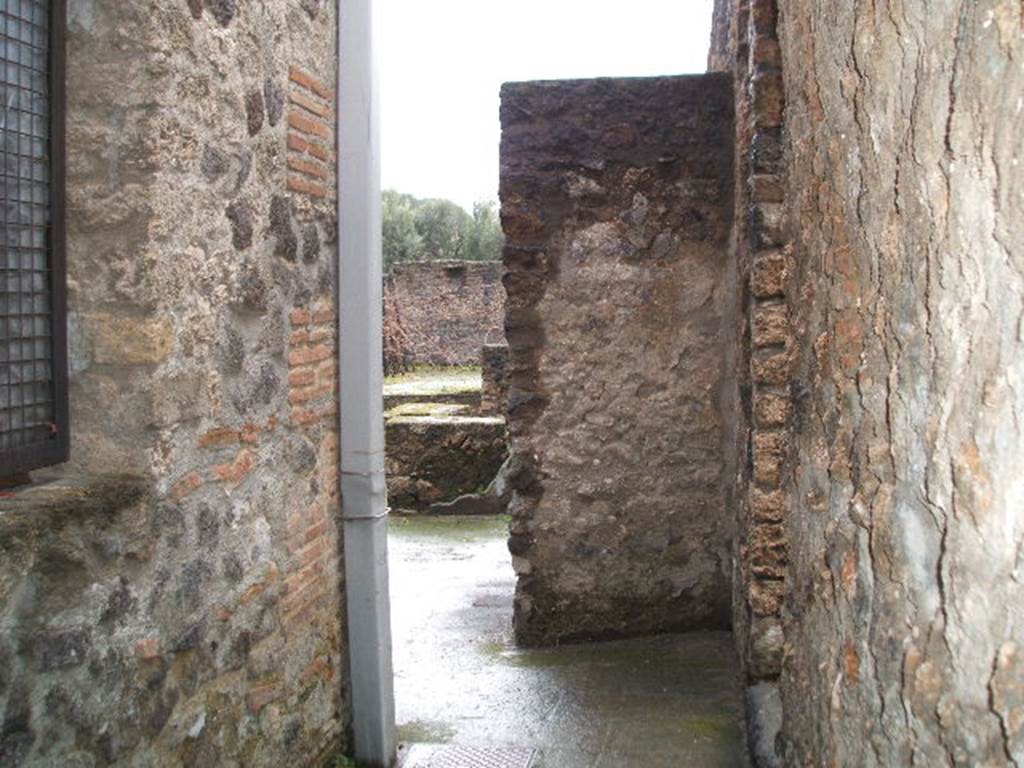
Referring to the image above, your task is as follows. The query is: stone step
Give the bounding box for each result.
[385,415,507,514]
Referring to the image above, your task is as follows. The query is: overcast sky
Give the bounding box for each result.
[379,0,714,211]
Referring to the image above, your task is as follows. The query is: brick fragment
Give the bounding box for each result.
[198,427,239,449]
[285,559,324,594]
[291,407,319,426]
[301,654,334,685]
[752,349,790,386]
[297,537,327,567]
[289,66,334,101]
[309,326,333,343]
[311,307,334,324]
[287,175,328,199]
[289,90,332,118]
[289,369,316,387]
[843,643,861,684]
[752,303,789,348]
[288,344,332,367]
[751,489,786,523]
[305,141,333,162]
[280,596,322,634]
[288,383,333,405]
[239,565,280,605]
[213,450,255,485]
[753,431,787,488]
[304,518,329,544]
[246,680,280,714]
[752,250,787,298]
[279,571,327,621]
[287,111,330,140]
[288,132,311,154]
[754,390,791,427]
[287,155,329,180]
[749,522,788,579]
[171,472,203,501]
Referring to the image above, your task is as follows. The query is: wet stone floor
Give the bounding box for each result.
[389,515,748,768]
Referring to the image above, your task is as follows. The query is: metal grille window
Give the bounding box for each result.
[0,0,67,476]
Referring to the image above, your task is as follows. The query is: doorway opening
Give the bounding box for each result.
[339,1,746,766]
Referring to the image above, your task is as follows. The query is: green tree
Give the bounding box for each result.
[463,200,504,261]
[381,190,504,268]
[382,189,423,268]
[413,198,473,261]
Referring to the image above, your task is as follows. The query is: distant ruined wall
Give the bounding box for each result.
[384,261,505,367]
[777,1,1024,766]
[500,75,736,646]
[0,2,346,766]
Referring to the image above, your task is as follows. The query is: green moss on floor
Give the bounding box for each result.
[397,719,457,744]
[386,402,473,418]
[322,754,357,768]
[681,713,740,741]
[387,415,504,427]
[478,634,735,674]
[389,514,509,543]
[390,514,745,767]
[383,366,482,398]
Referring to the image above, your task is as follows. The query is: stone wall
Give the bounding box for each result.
[0,2,347,766]
[500,75,736,646]
[385,415,508,514]
[383,261,505,367]
[709,1,791,761]
[777,1,1024,765]
[479,344,510,417]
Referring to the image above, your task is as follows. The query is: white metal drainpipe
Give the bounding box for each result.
[337,0,397,766]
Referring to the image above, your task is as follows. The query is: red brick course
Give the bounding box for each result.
[289,66,333,102]
[287,66,335,200]
[287,301,338,429]
[287,111,330,139]
[732,0,791,684]
[287,176,328,199]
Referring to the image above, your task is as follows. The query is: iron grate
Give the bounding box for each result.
[398,744,539,768]
[0,0,57,458]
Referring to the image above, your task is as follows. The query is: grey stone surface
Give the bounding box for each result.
[744,683,781,768]
[428,456,514,517]
[390,515,747,768]
[386,415,508,514]
[499,75,737,646]
[480,344,510,417]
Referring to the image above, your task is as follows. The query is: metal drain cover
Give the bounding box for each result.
[398,743,538,768]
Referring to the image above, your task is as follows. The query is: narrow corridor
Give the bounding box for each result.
[389,516,747,767]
